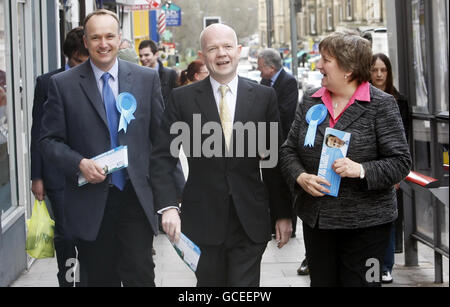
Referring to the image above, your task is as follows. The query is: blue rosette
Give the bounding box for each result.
[116,92,137,133]
[304,104,328,147]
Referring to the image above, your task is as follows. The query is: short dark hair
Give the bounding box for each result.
[63,27,89,59]
[319,31,372,84]
[138,40,158,54]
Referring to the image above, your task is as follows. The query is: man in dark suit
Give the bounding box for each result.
[30,27,89,287]
[258,48,308,274]
[39,9,165,286]
[138,39,178,105]
[150,24,292,287]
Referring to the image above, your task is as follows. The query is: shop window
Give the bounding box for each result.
[412,119,432,176]
[346,0,353,21]
[438,121,449,178]
[0,0,12,217]
[411,0,429,114]
[310,12,316,35]
[432,0,449,114]
[326,7,333,31]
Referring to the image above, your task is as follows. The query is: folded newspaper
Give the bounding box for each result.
[171,233,201,272]
[78,145,128,186]
[317,128,351,197]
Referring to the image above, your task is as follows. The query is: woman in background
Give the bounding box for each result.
[370,53,410,284]
[178,60,209,86]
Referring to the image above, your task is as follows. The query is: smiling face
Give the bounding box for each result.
[257,57,275,80]
[316,51,351,92]
[139,47,158,68]
[198,24,241,84]
[83,14,121,71]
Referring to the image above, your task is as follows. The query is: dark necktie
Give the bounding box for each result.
[101,72,125,190]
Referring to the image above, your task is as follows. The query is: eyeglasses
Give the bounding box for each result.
[370,68,388,73]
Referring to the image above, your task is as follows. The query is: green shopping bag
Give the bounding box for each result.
[25,200,55,258]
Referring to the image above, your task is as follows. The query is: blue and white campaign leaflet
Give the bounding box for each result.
[171,233,201,272]
[317,128,351,197]
[78,146,128,186]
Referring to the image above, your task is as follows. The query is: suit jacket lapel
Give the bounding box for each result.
[117,60,134,145]
[333,101,367,132]
[194,77,221,123]
[233,77,255,125]
[79,61,109,128]
[272,69,285,90]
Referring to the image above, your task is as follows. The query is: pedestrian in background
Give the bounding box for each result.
[30,26,89,287]
[178,59,209,86]
[370,52,410,284]
[138,39,178,106]
[280,31,411,287]
[257,48,306,273]
[118,38,139,65]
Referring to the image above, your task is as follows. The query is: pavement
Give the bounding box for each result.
[10,220,449,287]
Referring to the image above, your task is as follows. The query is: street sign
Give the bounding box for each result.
[162,4,181,27]
[203,16,221,29]
[118,0,160,11]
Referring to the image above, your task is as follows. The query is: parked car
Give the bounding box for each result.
[302,71,323,92]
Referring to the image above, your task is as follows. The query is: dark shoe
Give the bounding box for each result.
[297,258,309,275]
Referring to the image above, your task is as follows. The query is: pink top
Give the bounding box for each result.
[311,82,371,128]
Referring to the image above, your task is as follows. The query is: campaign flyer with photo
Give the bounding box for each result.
[317,128,351,197]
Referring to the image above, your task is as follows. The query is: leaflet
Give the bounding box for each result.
[317,128,351,197]
[171,233,201,272]
[78,145,128,186]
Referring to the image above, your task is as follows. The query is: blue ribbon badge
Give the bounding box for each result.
[304,104,328,147]
[116,92,137,133]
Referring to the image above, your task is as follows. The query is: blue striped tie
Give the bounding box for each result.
[101,72,126,190]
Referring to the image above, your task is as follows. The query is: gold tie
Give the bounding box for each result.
[219,85,232,149]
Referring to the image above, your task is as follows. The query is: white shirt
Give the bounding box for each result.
[90,59,119,100]
[210,75,239,123]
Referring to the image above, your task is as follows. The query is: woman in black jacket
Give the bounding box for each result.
[370,53,410,284]
[279,32,411,287]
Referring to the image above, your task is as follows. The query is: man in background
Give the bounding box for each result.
[138,39,178,105]
[118,38,139,65]
[258,48,307,275]
[30,26,89,287]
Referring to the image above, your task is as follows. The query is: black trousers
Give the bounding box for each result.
[195,202,268,287]
[303,221,392,287]
[46,188,77,287]
[76,182,155,287]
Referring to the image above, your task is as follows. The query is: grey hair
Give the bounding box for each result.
[258,48,283,71]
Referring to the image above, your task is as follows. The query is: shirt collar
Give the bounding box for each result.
[271,68,283,85]
[210,74,239,96]
[312,81,371,102]
[90,58,119,82]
